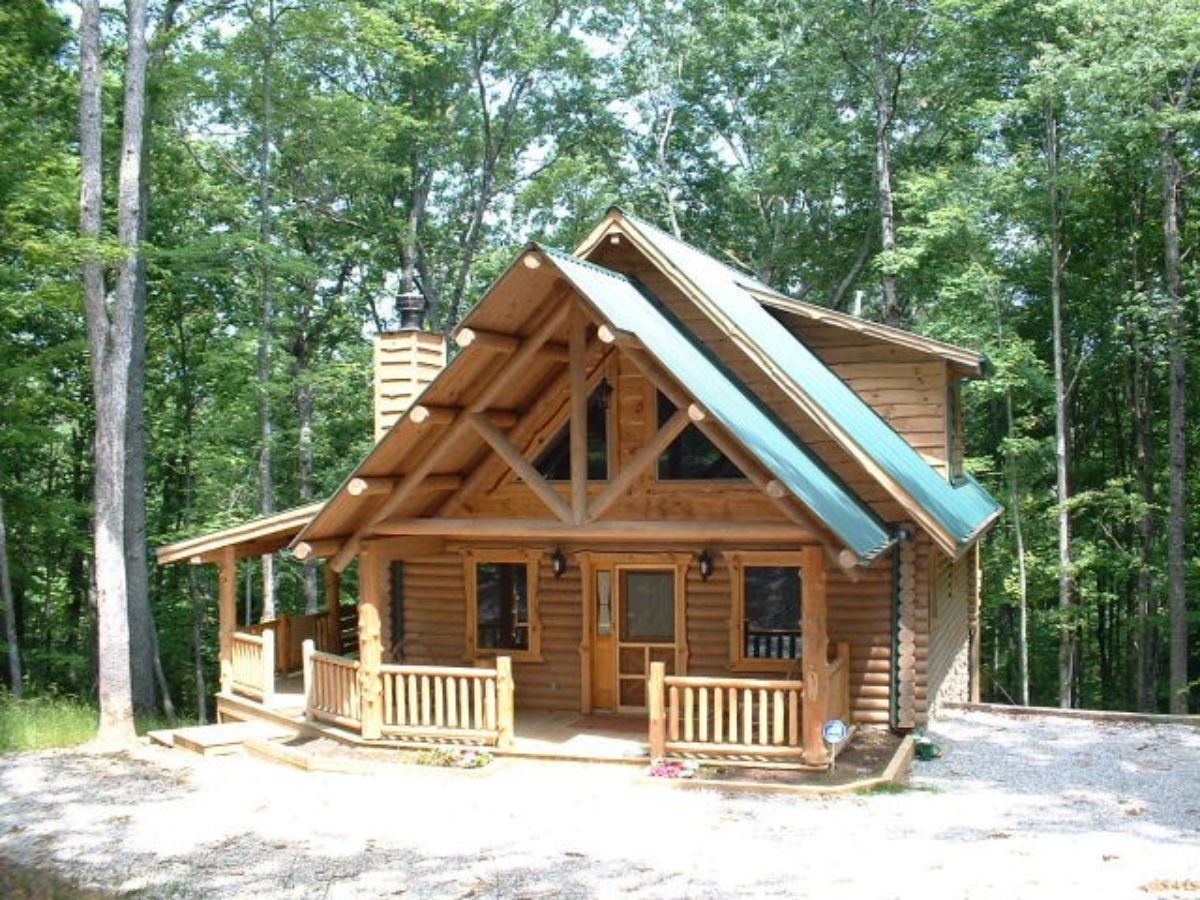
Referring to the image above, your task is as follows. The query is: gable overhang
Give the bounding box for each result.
[156,502,325,565]
[292,242,893,568]
[578,209,1001,558]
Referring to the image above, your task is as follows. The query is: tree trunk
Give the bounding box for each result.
[80,0,149,744]
[1162,126,1189,714]
[188,565,208,723]
[1133,306,1158,711]
[0,496,21,696]
[871,39,901,327]
[124,147,156,715]
[257,0,278,621]
[1005,391,1030,706]
[1046,105,1075,709]
[297,375,318,613]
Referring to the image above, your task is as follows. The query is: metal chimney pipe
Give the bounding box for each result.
[396,289,426,331]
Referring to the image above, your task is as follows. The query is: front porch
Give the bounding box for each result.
[215,630,852,769]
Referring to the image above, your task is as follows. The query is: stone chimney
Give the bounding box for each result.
[373,290,446,442]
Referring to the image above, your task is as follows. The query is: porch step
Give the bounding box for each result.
[163,720,297,756]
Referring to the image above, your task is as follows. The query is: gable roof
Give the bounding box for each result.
[578,209,1001,556]
[538,246,893,561]
[157,502,324,564]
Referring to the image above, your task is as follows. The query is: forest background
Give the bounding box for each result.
[0,0,1196,727]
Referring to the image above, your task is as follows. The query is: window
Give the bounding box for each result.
[534,381,611,481]
[620,570,675,643]
[947,382,965,483]
[729,552,805,670]
[465,551,541,660]
[656,391,742,480]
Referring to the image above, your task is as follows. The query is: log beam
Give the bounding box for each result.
[587,408,690,522]
[467,412,574,524]
[373,518,811,541]
[330,302,572,571]
[569,306,588,524]
[347,474,463,498]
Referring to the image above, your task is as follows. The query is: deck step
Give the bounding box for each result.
[167,720,297,756]
[147,729,176,748]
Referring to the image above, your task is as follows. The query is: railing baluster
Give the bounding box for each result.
[773,690,784,744]
[728,687,737,743]
[683,687,694,742]
[758,689,768,745]
[669,686,680,742]
[699,687,708,742]
[473,679,483,730]
[714,687,723,743]
[447,676,458,728]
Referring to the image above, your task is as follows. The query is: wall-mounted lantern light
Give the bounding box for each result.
[698,549,715,581]
[551,548,567,578]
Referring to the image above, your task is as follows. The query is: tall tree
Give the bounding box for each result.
[80,0,151,743]
[0,495,20,696]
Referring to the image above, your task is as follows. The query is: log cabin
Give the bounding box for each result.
[157,208,1000,767]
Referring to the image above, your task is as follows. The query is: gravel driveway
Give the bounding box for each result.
[1,709,1197,898]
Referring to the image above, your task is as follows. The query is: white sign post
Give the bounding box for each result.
[823,718,849,772]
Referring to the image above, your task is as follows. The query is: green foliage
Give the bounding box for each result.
[0,693,97,753]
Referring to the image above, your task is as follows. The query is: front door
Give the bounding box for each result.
[615,568,677,712]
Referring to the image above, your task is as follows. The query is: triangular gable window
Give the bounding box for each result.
[534,381,611,481]
[657,391,743,480]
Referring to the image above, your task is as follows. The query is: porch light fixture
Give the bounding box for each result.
[551,548,567,578]
[698,550,715,581]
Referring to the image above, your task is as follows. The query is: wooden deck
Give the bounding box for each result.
[217,673,649,764]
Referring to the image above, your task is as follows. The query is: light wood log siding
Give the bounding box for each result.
[683,556,893,725]
[397,553,583,711]
[925,548,971,713]
[773,319,951,473]
[374,331,447,442]
[395,550,893,722]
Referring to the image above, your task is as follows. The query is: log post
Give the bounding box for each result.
[358,547,385,739]
[648,661,667,759]
[838,640,851,722]
[276,613,290,674]
[217,547,236,695]
[801,545,830,766]
[301,638,315,722]
[495,655,515,748]
[261,627,276,703]
[323,564,341,653]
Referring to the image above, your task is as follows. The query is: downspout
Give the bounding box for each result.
[890,524,912,732]
[890,538,900,730]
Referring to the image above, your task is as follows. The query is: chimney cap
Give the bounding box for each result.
[397,288,425,331]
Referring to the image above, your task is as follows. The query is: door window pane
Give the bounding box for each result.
[620,570,675,643]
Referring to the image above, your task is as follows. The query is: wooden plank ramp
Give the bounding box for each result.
[162,720,297,756]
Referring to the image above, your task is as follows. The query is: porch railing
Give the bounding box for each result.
[648,640,853,764]
[306,649,361,730]
[380,661,511,744]
[231,630,274,702]
[244,608,341,674]
[302,641,514,748]
[649,666,805,760]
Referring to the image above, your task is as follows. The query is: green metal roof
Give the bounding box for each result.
[538,246,894,562]
[615,212,1001,552]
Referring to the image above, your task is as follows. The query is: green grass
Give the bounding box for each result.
[0,691,189,753]
[0,693,97,753]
